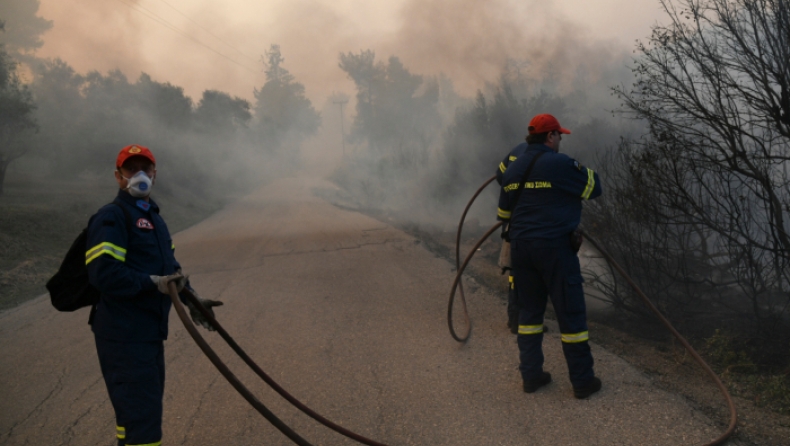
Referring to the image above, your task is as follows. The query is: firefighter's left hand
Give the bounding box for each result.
[186,290,224,331]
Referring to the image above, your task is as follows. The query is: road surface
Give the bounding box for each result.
[0,178,736,445]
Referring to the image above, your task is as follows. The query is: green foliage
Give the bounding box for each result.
[705,329,756,373]
[704,330,790,414]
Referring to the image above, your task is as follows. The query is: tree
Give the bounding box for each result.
[0,43,37,195]
[604,0,790,335]
[252,44,320,152]
[338,50,440,167]
[0,1,53,57]
[194,90,251,135]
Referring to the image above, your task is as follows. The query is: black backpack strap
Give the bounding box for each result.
[508,150,546,214]
[111,198,133,233]
[88,199,133,325]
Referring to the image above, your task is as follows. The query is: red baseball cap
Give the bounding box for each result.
[116,145,156,168]
[527,114,571,135]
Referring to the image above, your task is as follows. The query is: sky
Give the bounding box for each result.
[29,0,665,104]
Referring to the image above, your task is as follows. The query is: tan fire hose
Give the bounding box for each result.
[447,175,737,446]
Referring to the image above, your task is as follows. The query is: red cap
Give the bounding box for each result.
[116,145,156,168]
[527,114,571,135]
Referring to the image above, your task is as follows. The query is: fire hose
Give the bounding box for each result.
[166,283,390,446]
[447,175,737,446]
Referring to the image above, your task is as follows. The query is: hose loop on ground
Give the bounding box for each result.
[448,177,737,446]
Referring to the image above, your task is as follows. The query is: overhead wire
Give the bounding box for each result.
[114,0,260,74]
[155,0,260,64]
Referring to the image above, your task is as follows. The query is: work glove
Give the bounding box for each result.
[185,288,224,331]
[151,273,187,295]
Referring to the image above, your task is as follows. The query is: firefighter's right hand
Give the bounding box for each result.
[151,273,187,294]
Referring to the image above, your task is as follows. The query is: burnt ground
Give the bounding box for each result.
[348,205,790,446]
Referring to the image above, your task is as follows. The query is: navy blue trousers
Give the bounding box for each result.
[95,336,165,446]
[511,238,595,388]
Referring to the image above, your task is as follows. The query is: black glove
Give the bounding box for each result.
[185,288,224,331]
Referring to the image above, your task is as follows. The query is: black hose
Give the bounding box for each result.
[167,282,315,446]
[177,287,391,446]
[449,177,738,446]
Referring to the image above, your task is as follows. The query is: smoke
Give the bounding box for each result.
[28,0,658,103]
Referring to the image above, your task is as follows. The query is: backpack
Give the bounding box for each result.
[46,199,131,312]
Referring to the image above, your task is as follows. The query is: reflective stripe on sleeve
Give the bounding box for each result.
[499,162,506,173]
[509,275,514,290]
[497,208,512,219]
[509,156,517,161]
[561,331,589,343]
[86,242,127,265]
[518,324,544,335]
[171,242,175,250]
[581,168,596,200]
[116,426,126,440]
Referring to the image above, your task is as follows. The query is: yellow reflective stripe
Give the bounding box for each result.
[503,182,520,192]
[86,242,127,265]
[509,275,514,289]
[499,162,506,173]
[581,168,595,200]
[127,442,161,446]
[509,156,517,161]
[524,181,552,189]
[116,426,126,440]
[171,242,175,250]
[518,324,544,335]
[561,331,589,343]
[497,208,511,219]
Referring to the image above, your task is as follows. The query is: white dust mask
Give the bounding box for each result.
[124,171,154,197]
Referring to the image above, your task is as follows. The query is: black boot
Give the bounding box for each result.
[523,372,552,393]
[573,377,602,399]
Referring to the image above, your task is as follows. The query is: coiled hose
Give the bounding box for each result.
[446,175,737,446]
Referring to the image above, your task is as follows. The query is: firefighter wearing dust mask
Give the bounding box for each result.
[86,144,222,446]
[497,114,603,399]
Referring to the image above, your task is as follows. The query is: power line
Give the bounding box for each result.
[114,0,260,75]
[155,0,260,64]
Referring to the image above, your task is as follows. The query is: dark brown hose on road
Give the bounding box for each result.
[448,174,498,342]
[167,282,315,446]
[449,177,737,446]
[168,284,391,446]
[580,232,737,446]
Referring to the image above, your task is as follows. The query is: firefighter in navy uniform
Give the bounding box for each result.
[496,142,530,334]
[497,114,603,399]
[86,145,222,446]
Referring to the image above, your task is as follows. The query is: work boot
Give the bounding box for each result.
[573,377,602,399]
[523,372,552,393]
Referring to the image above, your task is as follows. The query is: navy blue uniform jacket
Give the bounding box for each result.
[496,142,530,186]
[497,144,602,240]
[86,190,181,342]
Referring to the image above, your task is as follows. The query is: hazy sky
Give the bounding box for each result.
[32,0,664,103]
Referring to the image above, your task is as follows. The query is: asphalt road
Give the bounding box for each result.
[0,178,737,446]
